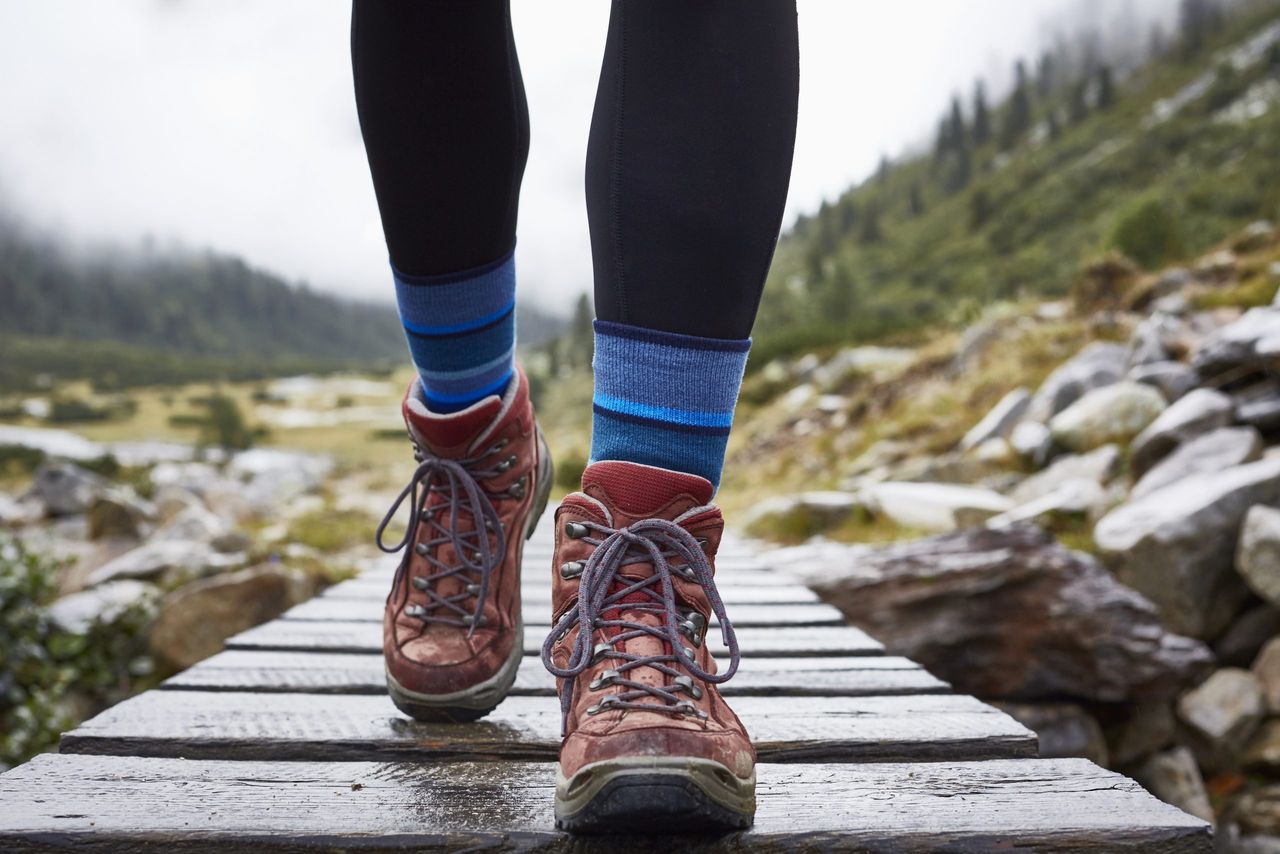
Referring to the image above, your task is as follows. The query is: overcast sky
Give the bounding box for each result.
[0,0,1179,315]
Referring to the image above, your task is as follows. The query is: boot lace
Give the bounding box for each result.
[375,439,516,636]
[540,518,740,735]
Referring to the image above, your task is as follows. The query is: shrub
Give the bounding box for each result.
[1110,199,1184,269]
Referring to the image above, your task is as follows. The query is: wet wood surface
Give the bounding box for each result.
[0,520,1212,849]
[60,690,1035,763]
[0,754,1211,852]
[225,619,886,657]
[161,649,950,697]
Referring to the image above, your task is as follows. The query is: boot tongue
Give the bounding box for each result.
[582,461,713,521]
[402,384,504,456]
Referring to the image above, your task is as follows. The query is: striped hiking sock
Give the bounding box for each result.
[589,320,750,491]
[393,248,516,413]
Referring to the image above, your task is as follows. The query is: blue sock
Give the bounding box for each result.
[393,248,516,413]
[590,320,750,491]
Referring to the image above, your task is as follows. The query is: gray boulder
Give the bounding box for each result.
[1134,746,1214,822]
[996,702,1108,765]
[1129,387,1235,477]
[1216,604,1280,667]
[148,564,317,671]
[1240,506,1280,609]
[1127,313,1184,369]
[1193,307,1280,379]
[86,539,243,587]
[1010,444,1121,505]
[86,489,154,541]
[987,478,1108,529]
[959,387,1030,451]
[1132,426,1263,500]
[1178,667,1265,757]
[1048,381,1167,452]
[802,524,1211,702]
[47,580,159,635]
[859,482,1013,532]
[1235,380,1280,433]
[1095,456,1280,638]
[27,461,106,516]
[1253,637,1280,713]
[1128,360,1200,402]
[1009,420,1053,464]
[742,491,861,539]
[1025,341,1129,423]
[1109,702,1176,766]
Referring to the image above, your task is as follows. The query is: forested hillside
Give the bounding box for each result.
[755,0,1280,364]
[0,214,563,391]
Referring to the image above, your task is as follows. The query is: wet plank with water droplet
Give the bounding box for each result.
[281,597,846,627]
[161,650,950,697]
[0,754,1211,852]
[225,620,884,658]
[59,691,1034,764]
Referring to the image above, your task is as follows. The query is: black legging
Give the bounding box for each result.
[351,0,798,341]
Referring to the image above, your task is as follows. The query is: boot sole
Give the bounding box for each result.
[555,757,756,834]
[385,430,553,723]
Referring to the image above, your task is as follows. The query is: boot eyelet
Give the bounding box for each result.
[560,560,585,579]
[587,696,620,715]
[420,508,436,522]
[469,549,483,562]
[674,700,707,719]
[696,537,709,546]
[678,619,704,648]
[589,669,620,691]
[465,583,480,596]
[679,646,696,661]
[564,521,590,539]
[414,543,429,557]
[463,614,488,628]
[487,438,509,454]
[405,604,427,618]
[591,641,613,663]
[673,675,703,700]
[411,577,429,591]
[506,479,526,500]
[672,564,695,580]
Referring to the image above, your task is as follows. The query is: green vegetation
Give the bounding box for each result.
[754,0,1280,365]
[0,538,156,768]
[167,393,262,451]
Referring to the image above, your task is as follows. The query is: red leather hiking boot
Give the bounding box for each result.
[377,367,552,721]
[541,461,755,833]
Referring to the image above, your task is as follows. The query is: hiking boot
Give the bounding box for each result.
[541,460,755,833]
[377,366,552,722]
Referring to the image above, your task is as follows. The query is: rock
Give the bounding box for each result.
[1254,637,1280,713]
[951,320,1002,375]
[1193,307,1280,380]
[859,482,1013,532]
[26,460,106,516]
[1178,668,1264,756]
[971,437,1018,466]
[1240,506,1280,608]
[152,486,204,522]
[1126,313,1183,369]
[959,388,1031,452]
[1216,604,1280,667]
[86,490,154,541]
[148,565,317,671]
[1154,267,1193,298]
[1152,292,1190,316]
[1246,720,1280,772]
[1129,387,1235,477]
[995,702,1108,765]
[1010,445,1121,505]
[0,425,103,460]
[802,525,1211,702]
[46,580,159,635]
[1232,786,1280,836]
[1196,248,1239,283]
[742,492,861,539]
[1095,456,1280,638]
[1128,360,1200,402]
[1025,341,1129,423]
[1131,426,1263,500]
[0,492,42,527]
[987,478,1108,528]
[210,529,254,554]
[1071,253,1140,314]
[1234,220,1276,254]
[153,503,230,543]
[1235,381,1280,433]
[1109,702,1177,767]
[845,439,916,478]
[1048,381,1167,452]
[86,539,242,586]
[1134,746,1214,822]
[1009,420,1053,464]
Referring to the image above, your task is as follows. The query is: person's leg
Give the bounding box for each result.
[352,0,528,413]
[586,0,799,490]
[546,0,799,833]
[356,1,551,724]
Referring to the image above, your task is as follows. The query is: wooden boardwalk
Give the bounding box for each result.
[0,516,1213,851]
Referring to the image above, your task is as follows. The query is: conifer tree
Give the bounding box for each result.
[1097,65,1115,110]
[972,82,991,145]
[999,61,1033,150]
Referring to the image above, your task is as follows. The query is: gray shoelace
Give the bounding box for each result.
[376,442,510,636]
[540,518,740,735]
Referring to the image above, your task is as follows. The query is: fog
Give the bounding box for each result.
[0,0,1182,312]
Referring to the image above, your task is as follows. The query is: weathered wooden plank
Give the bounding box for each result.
[282,597,845,628]
[59,691,1034,764]
[162,650,950,697]
[226,620,884,658]
[324,576,821,604]
[0,754,1211,852]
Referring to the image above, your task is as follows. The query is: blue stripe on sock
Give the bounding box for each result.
[392,251,517,413]
[590,320,750,491]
